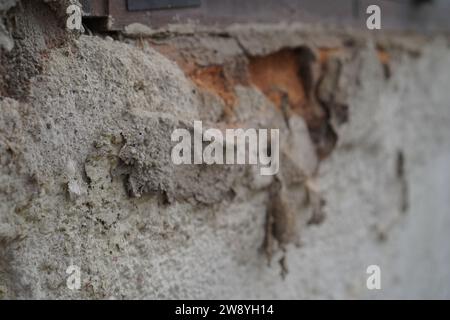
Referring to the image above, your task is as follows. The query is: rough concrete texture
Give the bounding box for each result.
[1,1,450,299]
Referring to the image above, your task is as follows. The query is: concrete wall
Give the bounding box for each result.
[1,0,449,299]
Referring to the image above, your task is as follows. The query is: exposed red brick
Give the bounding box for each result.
[189,65,237,108]
[248,49,307,111]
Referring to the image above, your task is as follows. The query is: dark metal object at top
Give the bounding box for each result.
[127,0,201,11]
[81,0,449,32]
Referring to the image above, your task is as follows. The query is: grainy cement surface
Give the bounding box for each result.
[0,0,450,299]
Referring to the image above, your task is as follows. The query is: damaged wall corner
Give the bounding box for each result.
[1,0,450,299]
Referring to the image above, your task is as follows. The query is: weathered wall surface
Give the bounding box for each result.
[1,1,450,299]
